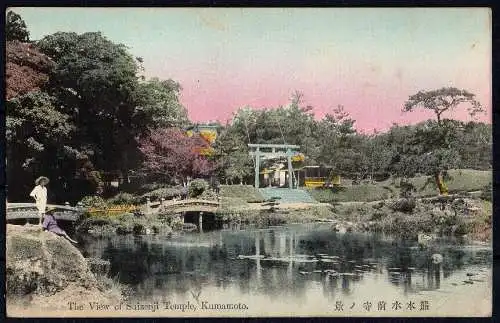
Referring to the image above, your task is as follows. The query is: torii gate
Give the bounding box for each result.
[248,144,300,189]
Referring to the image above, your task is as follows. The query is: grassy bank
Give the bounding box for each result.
[216,204,335,227]
[331,197,492,242]
[219,185,265,203]
[80,169,490,242]
[309,169,491,203]
[76,212,173,236]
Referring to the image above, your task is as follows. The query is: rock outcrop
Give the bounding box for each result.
[6,224,97,296]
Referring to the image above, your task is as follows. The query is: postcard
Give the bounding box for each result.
[5,7,492,317]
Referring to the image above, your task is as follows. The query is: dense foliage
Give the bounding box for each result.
[6,11,30,42]
[5,11,492,203]
[137,128,215,186]
[216,99,491,185]
[5,12,190,203]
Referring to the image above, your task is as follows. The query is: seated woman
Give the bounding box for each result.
[42,212,78,244]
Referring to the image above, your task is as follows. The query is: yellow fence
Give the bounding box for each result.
[87,204,138,216]
[304,176,341,188]
[304,178,327,188]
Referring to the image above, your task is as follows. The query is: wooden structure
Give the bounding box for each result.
[6,203,83,222]
[87,204,138,216]
[300,165,340,188]
[145,198,220,215]
[248,144,300,189]
[145,198,220,232]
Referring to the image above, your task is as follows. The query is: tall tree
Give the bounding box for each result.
[6,41,54,100]
[403,88,484,194]
[6,91,75,201]
[403,87,484,124]
[317,105,358,174]
[6,10,30,42]
[133,77,189,129]
[36,32,143,178]
[212,126,253,184]
[457,122,492,170]
[362,133,393,180]
[138,128,215,186]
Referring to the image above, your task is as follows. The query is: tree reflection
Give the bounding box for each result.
[80,225,492,303]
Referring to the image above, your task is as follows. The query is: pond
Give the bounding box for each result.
[77,223,492,317]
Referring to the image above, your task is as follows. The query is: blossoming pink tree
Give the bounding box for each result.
[138,128,215,186]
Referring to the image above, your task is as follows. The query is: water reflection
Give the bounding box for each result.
[77,224,491,303]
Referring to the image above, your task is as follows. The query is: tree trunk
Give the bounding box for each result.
[434,171,448,195]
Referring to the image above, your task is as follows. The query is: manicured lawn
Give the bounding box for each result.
[309,185,391,203]
[308,169,492,203]
[219,185,265,203]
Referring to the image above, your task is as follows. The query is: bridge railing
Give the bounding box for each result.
[87,205,138,216]
[6,203,84,221]
[6,198,222,220]
[144,198,220,215]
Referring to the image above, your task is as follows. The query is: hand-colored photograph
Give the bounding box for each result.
[5,7,492,317]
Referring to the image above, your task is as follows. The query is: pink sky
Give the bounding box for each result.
[158,54,491,132]
[141,9,491,132]
[19,8,492,132]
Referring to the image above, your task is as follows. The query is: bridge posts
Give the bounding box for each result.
[146,198,152,214]
[254,147,260,188]
[199,212,203,232]
[287,148,293,189]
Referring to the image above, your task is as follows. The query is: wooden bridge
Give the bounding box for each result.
[146,198,220,215]
[6,198,220,223]
[6,203,84,222]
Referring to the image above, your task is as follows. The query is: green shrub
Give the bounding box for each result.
[480,184,492,201]
[79,196,108,209]
[157,213,184,230]
[188,179,208,198]
[389,198,416,213]
[371,211,386,221]
[116,212,136,223]
[453,220,474,235]
[107,192,138,205]
[142,186,186,202]
[198,188,218,201]
[139,183,169,193]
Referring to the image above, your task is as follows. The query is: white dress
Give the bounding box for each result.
[30,185,47,214]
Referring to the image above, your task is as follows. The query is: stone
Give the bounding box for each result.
[431,253,443,264]
[6,224,97,296]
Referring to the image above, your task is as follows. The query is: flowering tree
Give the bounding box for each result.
[6,41,54,100]
[138,128,215,186]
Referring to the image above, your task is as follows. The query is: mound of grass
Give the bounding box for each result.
[218,197,251,211]
[445,169,492,192]
[219,185,265,203]
[408,169,491,197]
[310,169,491,203]
[309,184,392,203]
